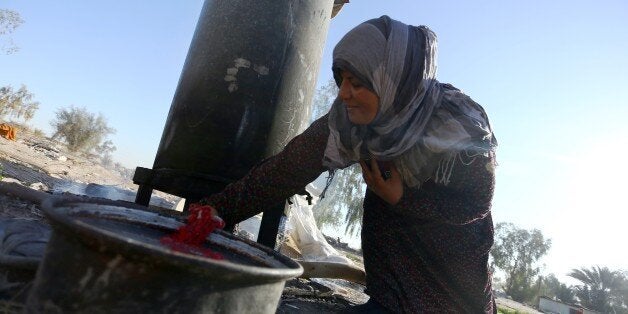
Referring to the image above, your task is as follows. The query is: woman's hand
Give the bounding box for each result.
[359,158,403,205]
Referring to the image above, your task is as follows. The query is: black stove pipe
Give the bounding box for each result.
[133,0,335,248]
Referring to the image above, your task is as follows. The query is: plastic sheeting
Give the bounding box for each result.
[284,192,353,265]
[236,183,354,266]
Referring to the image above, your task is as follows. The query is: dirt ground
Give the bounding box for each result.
[0,127,178,206]
[0,129,366,312]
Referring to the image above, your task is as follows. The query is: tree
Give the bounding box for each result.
[568,266,628,313]
[310,79,338,122]
[490,222,552,303]
[0,85,40,122]
[313,164,365,236]
[50,106,115,153]
[540,274,576,304]
[113,162,133,179]
[95,139,116,166]
[308,79,366,237]
[0,9,23,54]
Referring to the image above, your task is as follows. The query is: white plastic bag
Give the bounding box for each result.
[284,187,353,265]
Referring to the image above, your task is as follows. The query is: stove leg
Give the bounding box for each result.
[257,203,284,249]
[135,184,153,206]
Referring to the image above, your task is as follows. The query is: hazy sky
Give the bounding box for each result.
[1,1,626,282]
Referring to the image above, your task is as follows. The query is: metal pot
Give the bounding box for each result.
[26,197,302,313]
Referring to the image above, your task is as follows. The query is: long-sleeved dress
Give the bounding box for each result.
[206,114,497,313]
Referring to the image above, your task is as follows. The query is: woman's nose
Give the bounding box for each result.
[338,80,351,101]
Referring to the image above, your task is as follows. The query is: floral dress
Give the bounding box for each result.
[206,114,497,313]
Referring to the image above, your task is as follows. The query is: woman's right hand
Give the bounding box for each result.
[359,158,404,205]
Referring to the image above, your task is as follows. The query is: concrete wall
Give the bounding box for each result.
[539,297,581,314]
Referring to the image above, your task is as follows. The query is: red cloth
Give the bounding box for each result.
[160,204,225,260]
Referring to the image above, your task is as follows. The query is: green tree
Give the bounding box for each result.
[568,266,628,313]
[95,139,116,166]
[490,222,552,303]
[310,79,338,122]
[539,274,576,304]
[50,106,115,153]
[309,79,366,237]
[313,164,365,236]
[112,162,133,179]
[0,9,23,54]
[0,85,39,122]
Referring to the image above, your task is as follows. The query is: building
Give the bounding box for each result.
[538,296,601,314]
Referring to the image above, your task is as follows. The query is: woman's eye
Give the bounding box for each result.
[350,81,362,88]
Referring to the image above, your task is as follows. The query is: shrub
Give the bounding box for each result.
[50,106,115,153]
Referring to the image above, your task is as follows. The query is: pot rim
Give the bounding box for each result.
[41,196,303,281]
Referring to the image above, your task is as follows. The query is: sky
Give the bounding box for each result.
[1,1,627,283]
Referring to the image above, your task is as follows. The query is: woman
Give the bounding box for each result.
[203,15,498,313]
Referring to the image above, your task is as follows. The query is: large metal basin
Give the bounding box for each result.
[25,197,302,313]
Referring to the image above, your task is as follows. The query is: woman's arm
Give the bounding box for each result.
[389,152,496,225]
[204,115,330,225]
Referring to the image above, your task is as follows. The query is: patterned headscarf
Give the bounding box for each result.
[322,16,497,188]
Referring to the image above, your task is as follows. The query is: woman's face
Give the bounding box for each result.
[338,70,380,125]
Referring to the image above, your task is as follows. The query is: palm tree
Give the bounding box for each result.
[568,266,628,313]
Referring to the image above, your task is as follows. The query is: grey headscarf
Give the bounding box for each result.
[322,16,497,188]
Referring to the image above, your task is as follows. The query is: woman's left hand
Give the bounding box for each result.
[359,158,403,205]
